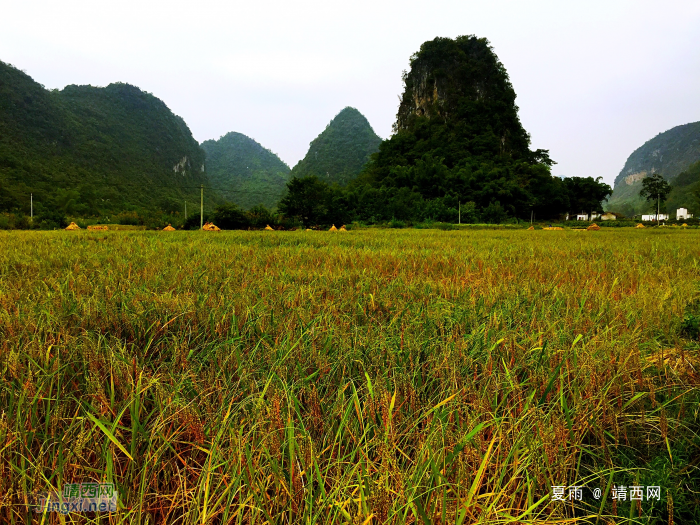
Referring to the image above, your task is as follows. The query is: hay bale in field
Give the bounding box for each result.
[329,224,338,232]
[587,223,600,230]
[339,225,347,231]
[65,222,81,230]
[543,226,563,230]
[264,224,274,231]
[305,228,312,231]
[527,226,535,230]
[202,222,221,231]
[87,225,109,231]
[683,223,688,227]
[636,223,645,228]
[163,224,176,231]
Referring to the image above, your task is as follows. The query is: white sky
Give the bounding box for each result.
[3,0,700,184]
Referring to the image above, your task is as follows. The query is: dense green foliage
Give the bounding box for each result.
[1,229,698,522]
[0,60,213,217]
[280,172,611,226]
[667,160,700,215]
[607,121,700,216]
[201,132,291,209]
[332,36,592,222]
[278,176,336,227]
[562,176,613,216]
[290,107,382,186]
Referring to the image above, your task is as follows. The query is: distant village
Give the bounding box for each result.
[569,207,693,222]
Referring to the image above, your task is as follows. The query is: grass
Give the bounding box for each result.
[0,228,699,524]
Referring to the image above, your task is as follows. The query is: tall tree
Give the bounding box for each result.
[563,176,612,218]
[639,173,671,223]
[278,176,330,227]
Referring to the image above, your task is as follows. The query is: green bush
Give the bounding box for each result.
[681,300,700,340]
[212,203,251,230]
[35,210,68,230]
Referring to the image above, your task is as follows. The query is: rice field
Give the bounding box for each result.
[0,228,699,524]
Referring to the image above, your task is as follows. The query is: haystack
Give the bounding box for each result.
[339,225,347,231]
[587,223,600,230]
[163,224,176,231]
[202,222,221,231]
[65,222,81,230]
[87,225,109,231]
[636,223,645,228]
[264,224,274,231]
[682,223,688,227]
[527,226,535,230]
[329,224,338,232]
[543,226,563,230]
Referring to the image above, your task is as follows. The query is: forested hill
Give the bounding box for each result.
[0,60,210,216]
[200,132,290,209]
[347,36,567,223]
[290,107,381,186]
[606,121,700,216]
[665,159,700,216]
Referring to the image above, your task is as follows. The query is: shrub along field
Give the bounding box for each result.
[1,229,699,524]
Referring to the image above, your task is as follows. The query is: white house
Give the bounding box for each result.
[576,212,601,221]
[677,208,693,220]
[641,214,669,221]
[601,212,616,221]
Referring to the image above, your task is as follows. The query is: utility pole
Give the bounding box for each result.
[30,193,33,222]
[200,185,204,230]
[657,192,660,224]
[458,201,461,225]
[185,200,187,219]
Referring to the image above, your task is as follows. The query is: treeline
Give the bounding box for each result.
[277,170,612,227]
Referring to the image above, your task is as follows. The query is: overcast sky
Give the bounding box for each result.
[3,0,700,185]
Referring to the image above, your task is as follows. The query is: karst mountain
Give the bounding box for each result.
[290,107,382,186]
[201,132,291,209]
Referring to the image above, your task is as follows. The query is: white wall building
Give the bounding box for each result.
[576,212,601,221]
[677,208,693,220]
[641,214,669,221]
